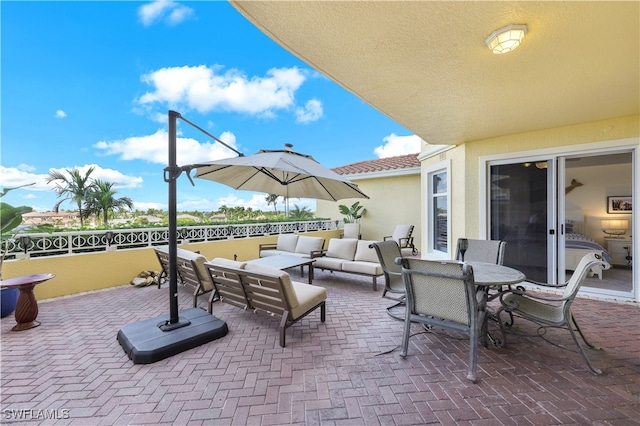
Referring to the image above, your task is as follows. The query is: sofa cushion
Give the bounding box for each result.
[391,224,413,244]
[295,236,324,255]
[290,281,327,320]
[276,234,299,252]
[325,238,358,261]
[259,249,285,257]
[244,264,299,309]
[353,240,380,263]
[313,257,346,271]
[209,257,247,269]
[342,261,383,276]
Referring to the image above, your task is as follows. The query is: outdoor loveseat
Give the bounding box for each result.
[312,238,383,291]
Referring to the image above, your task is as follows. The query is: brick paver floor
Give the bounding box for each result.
[1,269,639,425]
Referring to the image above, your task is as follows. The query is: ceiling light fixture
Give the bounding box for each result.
[485,24,528,54]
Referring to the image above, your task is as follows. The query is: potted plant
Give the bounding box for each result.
[338,201,366,223]
[1,185,33,317]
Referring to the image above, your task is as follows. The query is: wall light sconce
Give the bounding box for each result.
[601,219,628,238]
[485,24,528,54]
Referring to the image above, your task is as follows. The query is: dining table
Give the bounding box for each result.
[465,261,526,346]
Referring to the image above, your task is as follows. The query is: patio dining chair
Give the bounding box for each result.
[384,224,417,255]
[370,240,404,318]
[496,252,610,375]
[455,238,506,265]
[396,258,486,383]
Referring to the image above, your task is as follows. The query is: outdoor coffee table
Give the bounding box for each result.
[247,255,316,284]
[0,273,55,331]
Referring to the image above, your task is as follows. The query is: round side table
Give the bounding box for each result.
[0,273,55,331]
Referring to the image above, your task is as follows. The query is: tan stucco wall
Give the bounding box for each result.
[316,173,421,249]
[420,115,639,250]
[2,230,340,301]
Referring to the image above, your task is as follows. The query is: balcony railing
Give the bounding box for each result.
[5,220,338,259]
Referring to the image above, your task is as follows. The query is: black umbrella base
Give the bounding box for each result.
[117,308,228,364]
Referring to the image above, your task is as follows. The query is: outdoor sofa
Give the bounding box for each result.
[312,238,383,291]
[205,260,327,347]
[258,233,325,258]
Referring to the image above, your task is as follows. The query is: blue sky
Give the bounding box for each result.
[1,1,421,214]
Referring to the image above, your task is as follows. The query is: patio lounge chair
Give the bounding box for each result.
[496,252,610,375]
[384,224,417,255]
[396,258,486,383]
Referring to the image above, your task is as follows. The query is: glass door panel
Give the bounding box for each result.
[490,161,550,282]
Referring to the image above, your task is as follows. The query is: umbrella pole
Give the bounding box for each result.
[160,110,190,330]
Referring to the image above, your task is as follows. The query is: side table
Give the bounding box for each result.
[0,273,55,331]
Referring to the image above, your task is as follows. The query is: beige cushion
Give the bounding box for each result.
[353,240,380,263]
[244,264,299,309]
[342,261,383,275]
[290,281,327,320]
[174,248,213,291]
[276,234,299,252]
[391,224,413,243]
[313,257,345,270]
[259,249,284,257]
[295,236,324,255]
[325,238,358,261]
[209,257,247,269]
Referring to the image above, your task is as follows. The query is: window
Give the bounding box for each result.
[424,160,450,257]
[432,171,448,252]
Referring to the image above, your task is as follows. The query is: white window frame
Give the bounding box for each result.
[423,159,451,260]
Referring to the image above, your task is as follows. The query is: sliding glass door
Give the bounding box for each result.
[489,160,554,283]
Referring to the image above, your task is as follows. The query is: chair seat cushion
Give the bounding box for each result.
[313,257,345,270]
[342,261,382,275]
[290,281,327,320]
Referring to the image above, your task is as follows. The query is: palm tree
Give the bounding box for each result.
[84,180,134,226]
[265,194,279,213]
[288,204,314,220]
[46,167,96,227]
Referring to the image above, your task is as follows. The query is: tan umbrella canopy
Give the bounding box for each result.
[191,144,368,202]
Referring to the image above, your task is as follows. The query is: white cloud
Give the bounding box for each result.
[0,165,51,192]
[94,128,240,165]
[133,201,166,211]
[295,99,323,124]
[55,110,67,118]
[374,133,423,158]
[138,0,193,27]
[136,65,307,117]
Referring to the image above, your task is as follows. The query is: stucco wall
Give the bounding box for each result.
[316,173,421,249]
[2,230,340,301]
[420,115,639,251]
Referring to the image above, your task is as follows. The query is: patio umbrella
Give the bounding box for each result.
[189,144,369,202]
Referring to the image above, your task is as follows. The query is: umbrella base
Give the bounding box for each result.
[117,308,228,364]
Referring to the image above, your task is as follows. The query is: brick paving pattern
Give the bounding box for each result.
[1,269,639,425]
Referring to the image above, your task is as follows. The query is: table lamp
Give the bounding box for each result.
[600,219,628,238]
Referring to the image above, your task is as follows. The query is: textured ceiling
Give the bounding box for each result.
[231,1,639,146]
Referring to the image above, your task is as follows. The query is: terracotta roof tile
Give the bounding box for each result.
[332,153,420,175]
